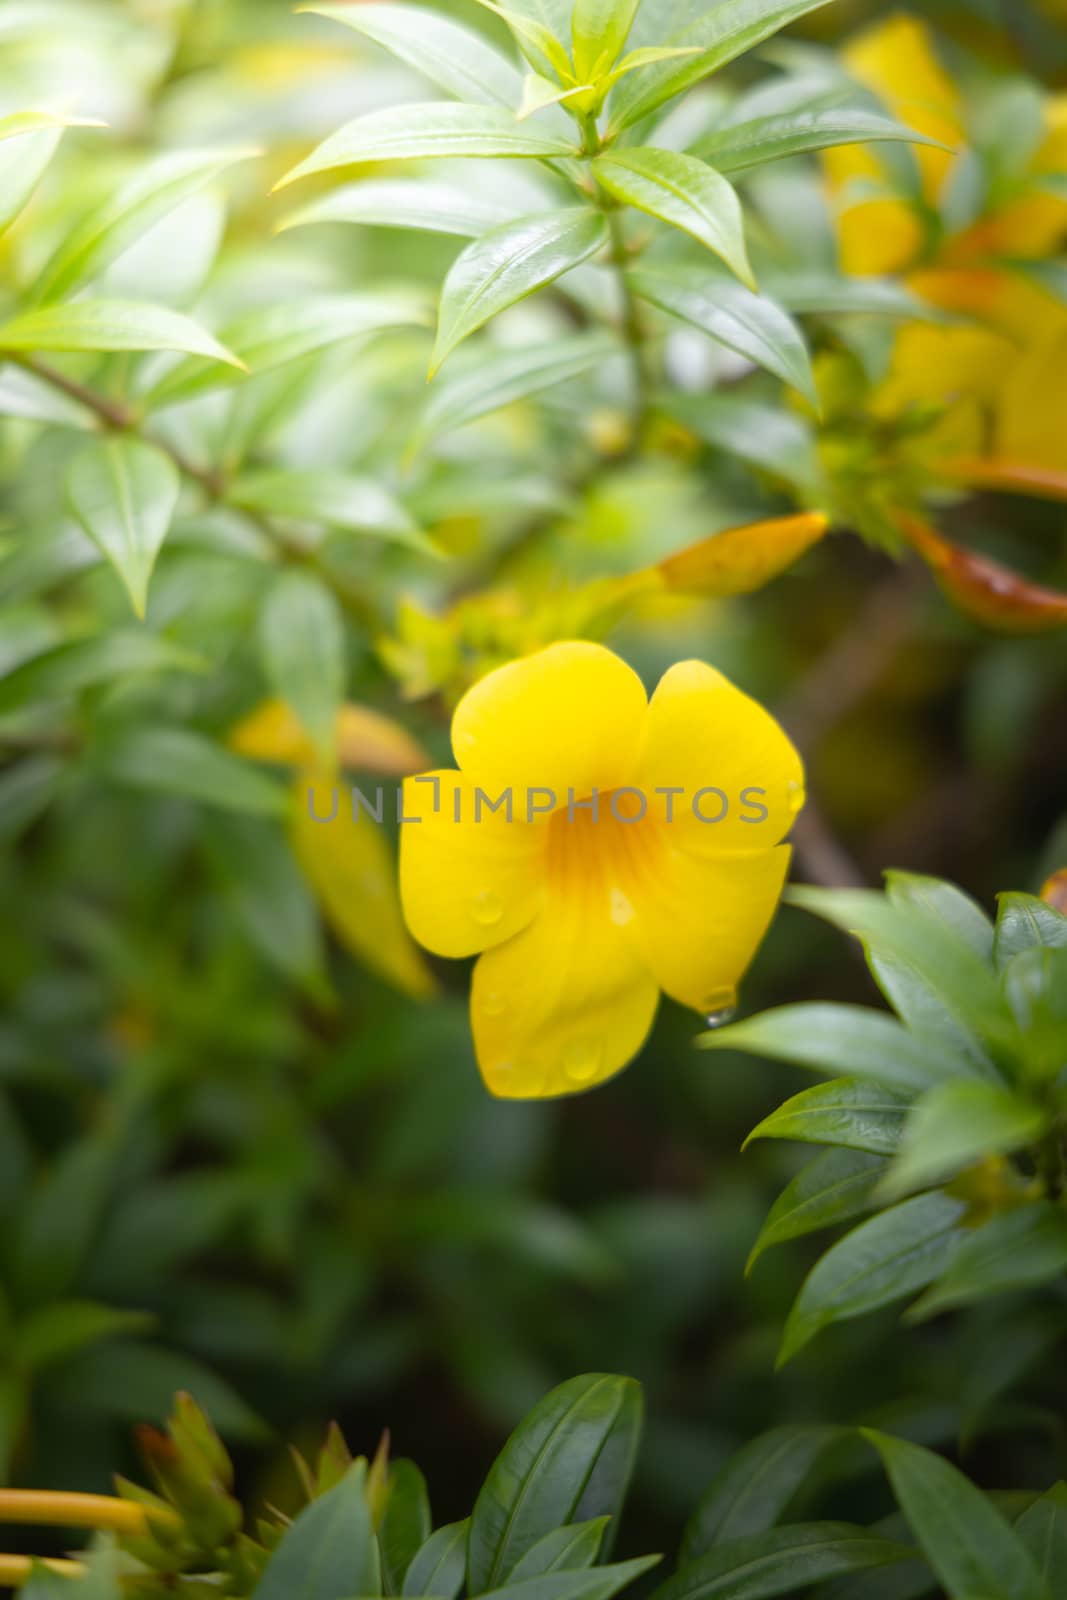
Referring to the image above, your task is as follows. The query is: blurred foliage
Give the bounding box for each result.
[1,0,1066,1594]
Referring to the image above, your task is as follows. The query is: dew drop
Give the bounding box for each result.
[610,887,635,926]
[469,889,503,926]
[480,990,506,1017]
[786,779,806,815]
[702,984,737,1029]
[563,1037,603,1084]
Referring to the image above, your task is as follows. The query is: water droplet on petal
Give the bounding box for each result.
[610,887,635,926]
[702,984,737,1029]
[563,1037,603,1084]
[469,889,503,926]
[786,780,805,815]
[480,990,506,1017]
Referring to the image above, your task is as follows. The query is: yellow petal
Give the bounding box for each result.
[842,13,960,198]
[994,331,1067,474]
[399,770,546,958]
[292,773,437,998]
[624,843,792,1013]
[835,196,925,277]
[470,897,659,1099]
[231,698,430,774]
[875,321,1014,415]
[633,660,805,856]
[450,640,648,801]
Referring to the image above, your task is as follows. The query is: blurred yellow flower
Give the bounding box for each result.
[399,641,803,1099]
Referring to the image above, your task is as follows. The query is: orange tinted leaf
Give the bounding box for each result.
[898,513,1067,634]
[655,512,829,596]
[1040,869,1067,914]
[948,458,1067,504]
[231,699,430,774]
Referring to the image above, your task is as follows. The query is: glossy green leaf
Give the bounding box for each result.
[607,0,836,134]
[593,149,753,284]
[906,1204,1067,1322]
[430,209,607,374]
[994,892,1067,970]
[746,1149,887,1272]
[258,571,346,766]
[0,300,242,364]
[885,871,994,960]
[572,0,639,77]
[879,1082,1047,1201]
[66,437,181,618]
[380,1460,433,1596]
[689,107,945,174]
[477,1560,660,1600]
[701,1002,976,1092]
[860,1430,1049,1600]
[229,470,428,550]
[403,1520,469,1599]
[682,1425,849,1558]
[1016,1486,1067,1592]
[0,628,203,715]
[253,1461,381,1600]
[32,146,256,305]
[630,265,815,403]
[778,1193,967,1365]
[279,179,516,239]
[0,115,100,234]
[744,1078,912,1157]
[299,3,523,106]
[509,1521,609,1579]
[275,103,577,191]
[467,1373,643,1590]
[651,1523,910,1600]
[99,726,289,816]
[415,330,617,442]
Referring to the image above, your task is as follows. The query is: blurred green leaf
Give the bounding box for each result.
[906,1204,1067,1322]
[299,4,524,107]
[778,1193,967,1365]
[380,1461,432,1596]
[652,1524,911,1600]
[257,571,347,766]
[202,812,328,995]
[279,179,516,240]
[430,210,608,374]
[98,726,289,815]
[1016,1485,1067,1592]
[860,1430,1049,1600]
[468,1374,643,1589]
[0,301,242,363]
[879,1083,1048,1201]
[690,107,944,174]
[0,629,203,715]
[415,331,618,443]
[230,471,428,551]
[66,437,181,618]
[12,1301,154,1373]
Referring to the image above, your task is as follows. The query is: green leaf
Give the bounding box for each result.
[786,885,1013,1074]
[607,0,836,135]
[228,470,429,551]
[299,3,523,107]
[258,571,346,766]
[682,1426,850,1558]
[430,209,608,374]
[630,264,814,404]
[651,1524,910,1600]
[275,103,577,191]
[468,1373,643,1590]
[884,871,994,961]
[701,1003,977,1092]
[0,754,65,844]
[0,300,242,364]
[99,726,289,816]
[689,107,946,175]
[380,1461,432,1596]
[572,0,639,78]
[1016,1486,1067,1592]
[66,437,181,617]
[744,1079,912,1157]
[510,1521,609,1579]
[201,812,328,996]
[994,892,1067,970]
[32,146,256,305]
[414,330,617,443]
[145,290,427,408]
[0,628,203,715]
[403,1520,469,1599]
[12,1301,153,1374]
[477,1561,660,1600]
[906,1204,1067,1322]
[746,1149,887,1273]
[279,179,516,239]
[860,1430,1049,1600]
[758,272,931,318]
[878,1082,1048,1201]
[0,116,101,235]
[778,1193,967,1365]
[593,149,753,284]
[253,1461,381,1600]
[518,74,595,120]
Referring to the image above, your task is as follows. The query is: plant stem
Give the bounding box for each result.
[0,1489,175,1535]
[0,1554,87,1585]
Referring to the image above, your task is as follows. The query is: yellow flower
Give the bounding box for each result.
[399,642,803,1099]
